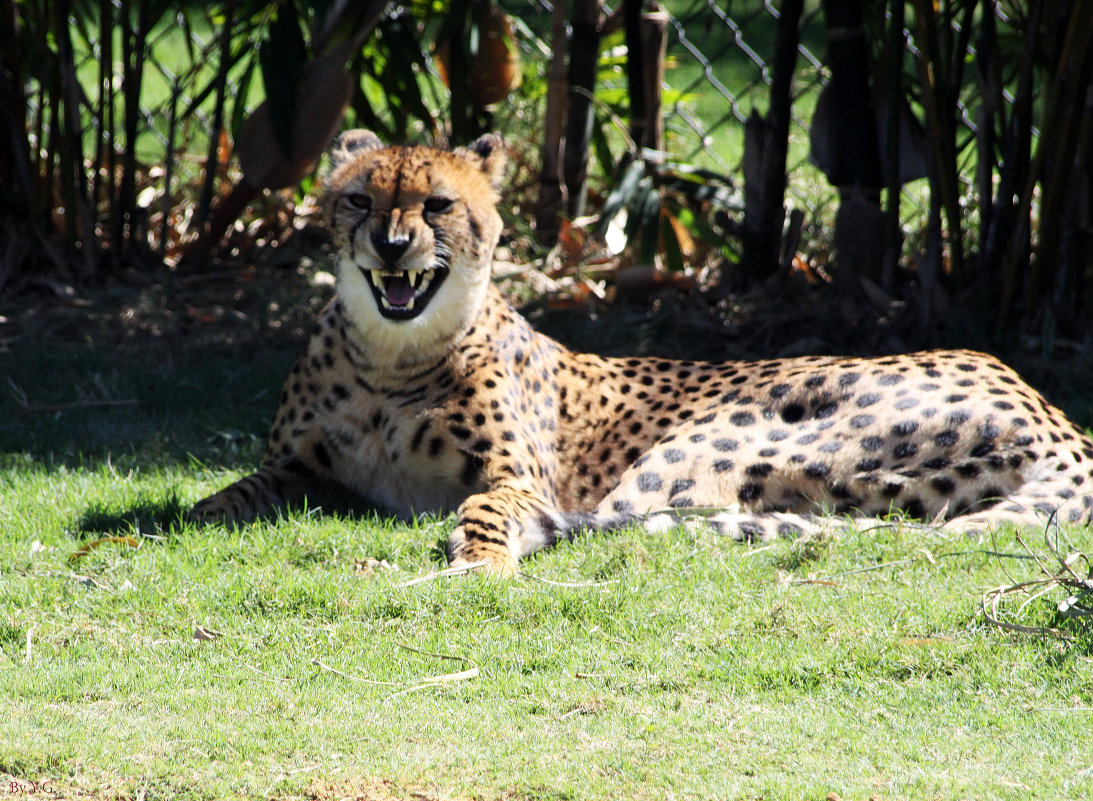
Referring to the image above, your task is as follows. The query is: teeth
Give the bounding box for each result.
[366,265,444,312]
[412,272,434,298]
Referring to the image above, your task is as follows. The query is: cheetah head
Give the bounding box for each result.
[324,130,506,364]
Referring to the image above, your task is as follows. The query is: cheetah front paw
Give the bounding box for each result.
[448,555,518,577]
[188,490,248,526]
[447,525,519,577]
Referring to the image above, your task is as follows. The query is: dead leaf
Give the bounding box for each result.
[898,637,951,648]
[69,535,141,561]
[193,625,223,641]
[354,557,397,575]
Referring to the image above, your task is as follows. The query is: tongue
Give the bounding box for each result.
[383,274,415,306]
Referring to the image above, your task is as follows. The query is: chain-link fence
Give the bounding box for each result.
[6,1,1085,333]
[16,1,1026,248]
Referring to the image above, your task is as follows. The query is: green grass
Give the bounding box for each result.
[2,334,1092,800]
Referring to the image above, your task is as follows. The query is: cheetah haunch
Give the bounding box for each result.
[191,131,1093,574]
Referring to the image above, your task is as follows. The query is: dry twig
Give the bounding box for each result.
[980,516,1092,639]
[396,561,488,587]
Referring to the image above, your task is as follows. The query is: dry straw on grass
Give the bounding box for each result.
[982,522,1092,640]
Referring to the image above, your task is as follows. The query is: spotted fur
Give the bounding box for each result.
[191,132,1093,574]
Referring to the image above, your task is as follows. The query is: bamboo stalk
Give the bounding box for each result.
[910,0,964,283]
[562,0,602,220]
[1027,0,1093,314]
[105,0,117,258]
[639,7,667,153]
[52,0,78,252]
[56,0,96,276]
[881,0,904,292]
[623,0,646,149]
[0,0,35,223]
[974,0,998,248]
[91,0,110,233]
[991,0,1041,320]
[195,0,235,265]
[34,81,46,219]
[998,0,1092,327]
[160,78,180,261]
[535,0,570,247]
[755,0,802,277]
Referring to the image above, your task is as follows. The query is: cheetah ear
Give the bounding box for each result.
[455,134,507,189]
[329,129,384,169]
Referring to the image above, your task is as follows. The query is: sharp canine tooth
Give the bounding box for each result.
[405,296,415,311]
[407,269,420,285]
[380,296,392,309]
[369,270,383,287]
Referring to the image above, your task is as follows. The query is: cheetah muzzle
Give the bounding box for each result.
[364,265,448,320]
[190,130,1093,575]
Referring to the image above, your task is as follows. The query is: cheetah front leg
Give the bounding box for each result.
[190,457,319,524]
[446,481,578,576]
[191,352,337,525]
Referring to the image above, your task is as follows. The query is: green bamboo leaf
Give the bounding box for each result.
[595,157,646,238]
[259,2,308,160]
[229,52,258,137]
[590,122,616,178]
[660,213,686,273]
[624,177,660,266]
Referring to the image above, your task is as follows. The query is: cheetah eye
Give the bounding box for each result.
[423,196,454,215]
[345,193,371,210]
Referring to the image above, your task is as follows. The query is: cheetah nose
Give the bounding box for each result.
[371,231,412,265]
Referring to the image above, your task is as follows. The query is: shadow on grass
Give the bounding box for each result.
[0,337,297,472]
[73,482,395,541]
[75,490,191,538]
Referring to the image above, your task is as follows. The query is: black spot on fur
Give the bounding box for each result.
[738,483,763,502]
[931,476,956,495]
[934,430,960,447]
[893,442,919,459]
[730,411,756,427]
[670,478,696,496]
[780,403,805,423]
[891,420,919,436]
[313,441,332,469]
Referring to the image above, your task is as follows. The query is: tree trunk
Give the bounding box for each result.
[739,0,802,280]
[821,0,883,282]
[562,0,601,220]
[535,0,570,247]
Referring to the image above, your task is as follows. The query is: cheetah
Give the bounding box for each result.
[191,130,1093,574]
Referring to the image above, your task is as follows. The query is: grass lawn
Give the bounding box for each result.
[2,285,1092,801]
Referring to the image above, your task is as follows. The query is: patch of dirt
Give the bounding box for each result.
[297,776,429,801]
[293,775,531,801]
[5,246,1093,422]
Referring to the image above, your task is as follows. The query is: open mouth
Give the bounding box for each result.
[362,266,448,320]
